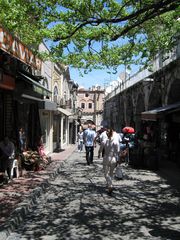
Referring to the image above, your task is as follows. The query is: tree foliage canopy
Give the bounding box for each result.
[0,0,179,72]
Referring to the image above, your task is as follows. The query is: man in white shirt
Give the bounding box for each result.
[98,127,120,194]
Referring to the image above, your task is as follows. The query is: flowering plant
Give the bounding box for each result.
[22,149,51,171]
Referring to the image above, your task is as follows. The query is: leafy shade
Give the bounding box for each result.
[0,0,179,72]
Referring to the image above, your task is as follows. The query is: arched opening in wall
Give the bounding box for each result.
[114,95,122,132]
[148,82,162,109]
[53,85,58,103]
[42,77,49,90]
[166,76,180,165]
[112,95,119,131]
[119,95,125,130]
[103,100,111,126]
[167,77,180,105]
[109,100,114,128]
[126,93,133,126]
[135,93,145,132]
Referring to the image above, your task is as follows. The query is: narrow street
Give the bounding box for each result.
[7,148,180,240]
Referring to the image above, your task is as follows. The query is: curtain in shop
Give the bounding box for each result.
[13,100,20,151]
[0,93,4,140]
[27,103,42,150]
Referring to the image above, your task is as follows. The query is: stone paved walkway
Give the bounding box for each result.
[0,145,77,226]
[4,147,180,240]
[0,144,180,240]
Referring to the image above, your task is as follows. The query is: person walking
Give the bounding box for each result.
[77,128,84,152]
[83,123,96,165]
[98,127,119,194]
[19,127,26,152]
[98,127,108,157]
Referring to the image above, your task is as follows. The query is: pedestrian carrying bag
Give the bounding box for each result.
[119,148,128,163]
[119,149,128,158]
[115,164,123,179]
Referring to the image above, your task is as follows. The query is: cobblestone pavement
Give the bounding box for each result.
[4,147,180,240]
[0,145,77,240]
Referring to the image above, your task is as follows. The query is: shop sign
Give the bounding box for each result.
[33,85,50,96]
[0,26,42,70]
[0,73,15,90]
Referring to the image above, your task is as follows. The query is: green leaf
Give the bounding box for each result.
[0,0,179,71]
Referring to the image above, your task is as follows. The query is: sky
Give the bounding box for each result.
[45,37,140,90]
[69,68,119,89]
[69,65,139,89]
[45,5,141,90]
[46,22,140,90]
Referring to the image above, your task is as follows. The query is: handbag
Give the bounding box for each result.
[120,148,127,158]
[119,149,128,163]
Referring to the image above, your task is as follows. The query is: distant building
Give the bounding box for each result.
[77,85,105,130]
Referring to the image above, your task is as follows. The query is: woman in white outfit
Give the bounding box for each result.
[98,128,119,194]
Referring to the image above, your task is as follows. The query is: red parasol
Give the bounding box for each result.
[122,126,135,134]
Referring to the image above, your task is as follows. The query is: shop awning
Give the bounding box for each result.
[21,93,43,102]
[22,94,56,111]
[19,72,52,97]
[57,107,72,116]
[141,102,180,121]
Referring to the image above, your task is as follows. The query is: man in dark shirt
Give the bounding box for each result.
[0,136,15,182]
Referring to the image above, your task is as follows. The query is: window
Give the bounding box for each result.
[85,93,89,97]
[53,86,58,95]
[42,78,49,89]
[53,86,58,103]
[53,116,58,142]
[63,117,67,143]
[40,112,49,148]
[81,103,85,109]
[88,103,92,109]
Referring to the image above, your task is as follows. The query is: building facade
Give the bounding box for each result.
[0,26,51,152]
[103,39,180,167]
[52,63,78,150]
[38,42,56,154]
[0,26,78,156]
[77,86,105,130]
